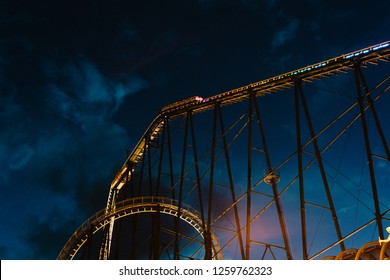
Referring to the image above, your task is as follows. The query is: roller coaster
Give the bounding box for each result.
[59,41,390,260]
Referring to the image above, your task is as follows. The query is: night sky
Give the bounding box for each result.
[1,0,389,260]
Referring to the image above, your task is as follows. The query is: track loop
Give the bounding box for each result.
[57,196,222,260]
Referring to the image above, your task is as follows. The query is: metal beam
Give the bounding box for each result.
[216,104,246,259]
[206,104,218,259]
[355,64,390,162]
[246,93,253,260]
[297,79,346,252]
[253,95,293,259]
[174,111,190,259]
[354,61,384,239]
[294,79,308,259]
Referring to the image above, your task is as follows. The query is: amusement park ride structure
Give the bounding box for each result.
[58,41,390,260]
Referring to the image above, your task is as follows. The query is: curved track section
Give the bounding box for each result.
[58,196,222,260]
[107,117,165,211]
[322,241,390,260]
[60,41,390,260]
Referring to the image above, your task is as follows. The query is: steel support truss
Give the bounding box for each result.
[58,41,390,260]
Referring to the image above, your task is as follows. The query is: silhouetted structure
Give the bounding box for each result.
[58,41,390,260]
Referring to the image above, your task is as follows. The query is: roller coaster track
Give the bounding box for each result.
[107,41,390,211]
[58,196,222,260]
[59,40,390,260]
[322,241,390,260]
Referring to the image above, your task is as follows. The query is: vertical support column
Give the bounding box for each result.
[297,79,346,252]
[147,135,156,258]
[100,139,152,260]
[138,143,147,196]
[166,119,177,257]
[166,118,175,201]
[246,93,253,260]
[294,78,308,259]
[189,112,209,256]
[98,222,112,260]
[174,111,190,260]
[129,164,137,259]
[130,141,149,259]
[155,118,166,196]
[147,138,153,196]
[217,104,246,259]
[354,61,384,239]
[151,120,166,259]
[253,95,293,259]
[205,103,218,260]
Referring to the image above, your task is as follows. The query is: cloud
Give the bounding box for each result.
[45,58,146,121]
[272,19,300,48]
[35,58,146,199]
[9,144,34,170]
[0,92,32,181]
[0,55,147,259]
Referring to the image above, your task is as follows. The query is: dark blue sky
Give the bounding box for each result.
[1,0,389,259]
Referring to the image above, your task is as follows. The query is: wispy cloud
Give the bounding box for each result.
[45,58,146,122]
[272,19,300,48]
[0,56,146,259]
[9,144,34,170]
